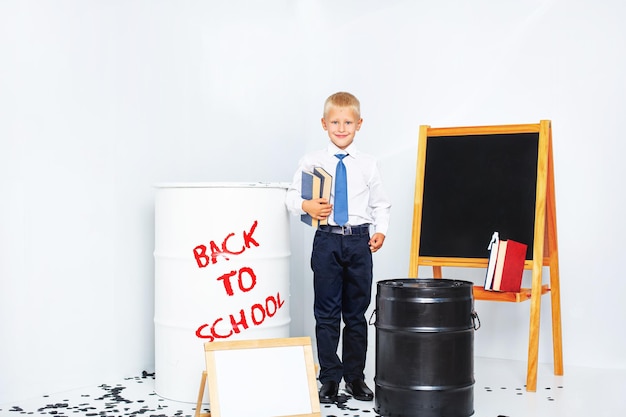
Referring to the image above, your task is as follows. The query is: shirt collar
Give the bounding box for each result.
[327,142,358,158]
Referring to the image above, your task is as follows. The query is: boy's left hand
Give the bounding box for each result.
[369,233,385,253]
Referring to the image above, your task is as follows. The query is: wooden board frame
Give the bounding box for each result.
[200,337,320,417]
[408,120,563,392]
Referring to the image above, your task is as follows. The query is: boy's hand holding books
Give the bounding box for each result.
[300,167,333,227]
[302,198,332,222]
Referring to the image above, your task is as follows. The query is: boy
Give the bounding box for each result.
[285,92,391,403]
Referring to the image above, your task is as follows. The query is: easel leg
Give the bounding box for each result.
[432,266,442,278]
[526,281,542,392]
[546,132,564,377]
[550,262,564,375]
[195,371,210,417]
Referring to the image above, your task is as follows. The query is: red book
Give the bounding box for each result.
[492,239,528,292]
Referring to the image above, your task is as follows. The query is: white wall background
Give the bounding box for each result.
[2,0,625,403]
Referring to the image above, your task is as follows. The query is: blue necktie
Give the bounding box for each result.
[334,154,348,226]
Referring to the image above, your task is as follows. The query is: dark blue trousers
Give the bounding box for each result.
[311,228,373,384]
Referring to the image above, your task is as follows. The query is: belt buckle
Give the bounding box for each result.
[342,225,352,235]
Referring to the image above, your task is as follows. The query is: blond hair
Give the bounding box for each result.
[323,92,361,119]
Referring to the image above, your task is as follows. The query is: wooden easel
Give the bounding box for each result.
[195,337,320,417]
[408,120,563,392]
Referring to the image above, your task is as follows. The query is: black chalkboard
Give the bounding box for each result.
[418,132,539,260]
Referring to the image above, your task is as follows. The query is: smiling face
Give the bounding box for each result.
[321,105,363,150]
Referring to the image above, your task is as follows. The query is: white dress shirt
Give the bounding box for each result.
[285,142,391,235]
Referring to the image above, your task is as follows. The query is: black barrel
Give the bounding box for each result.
[374,278,477,417]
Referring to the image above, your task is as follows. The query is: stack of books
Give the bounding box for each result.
[484,232,528,293]
[300,167,332,228]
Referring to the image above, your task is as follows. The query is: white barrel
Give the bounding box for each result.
[154,182,291,403]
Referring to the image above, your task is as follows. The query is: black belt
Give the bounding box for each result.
[318,224,370,235]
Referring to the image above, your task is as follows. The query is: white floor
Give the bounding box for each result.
[2,357,625,416]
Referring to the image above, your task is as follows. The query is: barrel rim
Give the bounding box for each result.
[377,278,474,288]
[154,182,289,189]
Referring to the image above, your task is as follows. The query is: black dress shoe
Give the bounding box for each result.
[319,380,339,403]
[345,379,373,401]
